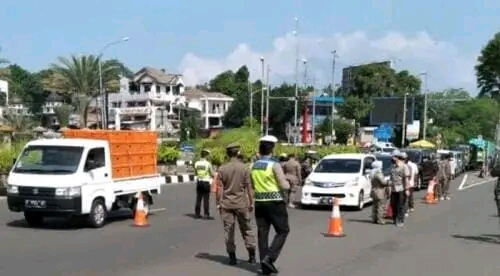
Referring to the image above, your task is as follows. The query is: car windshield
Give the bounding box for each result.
[403,150,421,163]
[376,155,393,174]
[314,158,361,173]
[13,145,84,174]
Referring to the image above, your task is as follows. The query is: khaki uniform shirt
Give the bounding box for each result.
[390,163,410,192]
[217,158,252,209]
[282,158,302,186]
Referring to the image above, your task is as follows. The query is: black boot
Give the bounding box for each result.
[247,248,256,264]
[228,252,237,265]
[261,256,278,273]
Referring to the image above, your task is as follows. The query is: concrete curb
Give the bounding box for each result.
[164,174,195,184]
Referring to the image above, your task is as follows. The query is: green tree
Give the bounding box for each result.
[49,55,126,126]
[337,96,373,127]
[54,104,74,127]
[476,32,500,99]
[333,119,355,144]
[7,64,44,115]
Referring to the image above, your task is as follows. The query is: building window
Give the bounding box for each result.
[129,82,139,93]
[143,83,151,92]
[156,85,161,93]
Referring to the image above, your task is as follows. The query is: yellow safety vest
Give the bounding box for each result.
[194,159,212,181]
[251,158,283,202]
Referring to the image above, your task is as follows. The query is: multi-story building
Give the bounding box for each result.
[183,89,234,129]
[89,67,185,130]
[41,92,64,127]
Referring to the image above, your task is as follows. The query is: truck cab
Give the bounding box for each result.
[6,138,163,228]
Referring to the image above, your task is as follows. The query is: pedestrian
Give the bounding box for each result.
[370,160,389,224]
[282,153,302,208]
[405,155,419,216]
[251,135,290,275]
[216,143,257,265]
[389,150,410,227]
[440,154,452,200]
[279,153,288,165]
[193,149,214,219]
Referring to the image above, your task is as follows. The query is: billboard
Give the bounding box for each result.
[369,97,415,125]
[341,61,392,93]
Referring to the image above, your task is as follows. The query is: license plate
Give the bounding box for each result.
[320,197,333,204]
[25,200,46,209]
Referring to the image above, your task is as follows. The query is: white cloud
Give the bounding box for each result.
[178,31,477,93]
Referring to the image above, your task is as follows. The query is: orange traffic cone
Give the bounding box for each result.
[132,193,150,227]
[323,198,345,237]
[384,203,393,218]
[424,178,437,204]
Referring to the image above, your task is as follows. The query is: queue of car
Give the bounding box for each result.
[300,146,470,210]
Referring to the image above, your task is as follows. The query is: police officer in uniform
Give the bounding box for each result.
[282,153,302,208]
[194,149,214,219]
[251,135,290,275]
[216,143,257,265]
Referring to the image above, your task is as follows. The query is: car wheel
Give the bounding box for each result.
[88,198,107,228]
[24,212,44,227]
[357,190,365,210]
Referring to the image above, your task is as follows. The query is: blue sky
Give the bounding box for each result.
[1,0,499,94]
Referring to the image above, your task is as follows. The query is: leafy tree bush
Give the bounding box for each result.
[157,144,181,164]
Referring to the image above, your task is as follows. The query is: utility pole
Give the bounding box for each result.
[330,50,337,142]
[265,65,271,135]
[293,17,299,144]
[260,57,265,136]
[311,78,317,144]
[402,92,408,147]
[421,72,428,140]
[249,81,253,128]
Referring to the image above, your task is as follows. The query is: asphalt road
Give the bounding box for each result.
[0,172,498,276]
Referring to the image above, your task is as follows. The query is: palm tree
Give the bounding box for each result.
[49,55,125,126]
[0,46,10,81]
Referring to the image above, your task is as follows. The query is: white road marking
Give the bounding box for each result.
[149,208,167,213]
[458,177,496,191]
[457,174,468,190]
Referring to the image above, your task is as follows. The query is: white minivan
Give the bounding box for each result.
[301,153,375,210]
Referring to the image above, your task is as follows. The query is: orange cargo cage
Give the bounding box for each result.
[62,129,158,180]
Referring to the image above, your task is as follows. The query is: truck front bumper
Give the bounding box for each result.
[7,195,82,217]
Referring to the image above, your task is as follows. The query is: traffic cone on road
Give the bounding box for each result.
[323,198,345,237]
[132,193,150,227]
[424,178,437,204]
[384,203,393,218]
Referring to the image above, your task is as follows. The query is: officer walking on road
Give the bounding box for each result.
[216,143,257,266]
[194,149,214,219]
[389,151,410,227]
[282,153,302,208]
[370,160,389,224]
[251,135,290,275]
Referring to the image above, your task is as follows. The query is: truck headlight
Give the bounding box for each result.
[7,185,18,194]
[55,187,81,197]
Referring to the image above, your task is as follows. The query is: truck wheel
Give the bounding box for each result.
[88,199,107,228]
[24,212,44,227]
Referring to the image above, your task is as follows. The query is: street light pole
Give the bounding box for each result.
[265,65,271,135]
[293,17,299,144]
[330,50,337,141]
[260,57,265,136]
[402,92,408,147]
[98,36,130,129]
[420,72,428,140]
[249,81,253,127]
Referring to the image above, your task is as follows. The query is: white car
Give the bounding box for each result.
[301,153,375,210]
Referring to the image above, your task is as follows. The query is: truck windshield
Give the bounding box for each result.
[13,145,84,174]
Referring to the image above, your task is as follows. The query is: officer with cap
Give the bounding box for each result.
[251,135,290,275]
[389,150,410,227]
[194,149,214,219]
[216,143,257,265]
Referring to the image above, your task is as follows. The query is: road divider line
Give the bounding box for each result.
[457,174,468,190]
[458,177,495,191]
[149,208,167,213]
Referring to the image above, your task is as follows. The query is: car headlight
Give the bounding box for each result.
[304,178,312,186]
[55,187,81,197]
[7,185,18,194]
[346,176,360,187]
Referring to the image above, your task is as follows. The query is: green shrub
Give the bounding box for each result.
[0,141,27,176]
[157,144,181,165]
[193,127,359,164]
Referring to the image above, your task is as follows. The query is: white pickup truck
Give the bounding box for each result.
[6,138,164,228]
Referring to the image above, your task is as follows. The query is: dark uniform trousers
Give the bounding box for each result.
[255,201,290,262]
[390,191,405,224]
[195,180,211,216]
